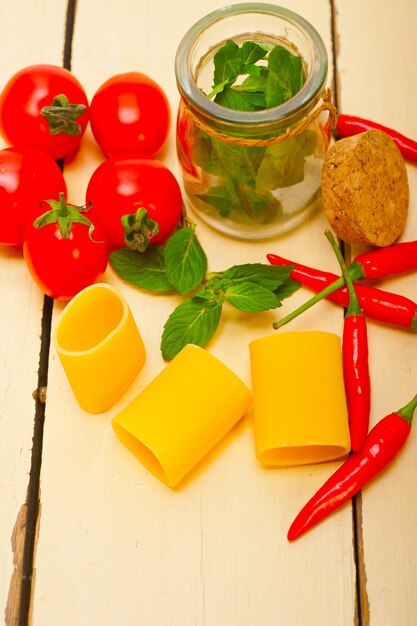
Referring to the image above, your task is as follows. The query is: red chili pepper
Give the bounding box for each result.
[336,114,417,164]
[351,241,417,280]
[288,393,417,541]
[268,254,417,330]
[327,231,370,451]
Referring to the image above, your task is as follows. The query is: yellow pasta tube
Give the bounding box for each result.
[55,283,146,413]
[112,344,252,488]
[250,331,351,466]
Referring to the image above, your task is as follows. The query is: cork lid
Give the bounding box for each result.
[321,129,409,246]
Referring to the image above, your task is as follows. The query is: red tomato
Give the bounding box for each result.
[0,64,88,160]
[23,197,109,301]
[0,146,67,246]
[89,72,170,158]
[86,156,183,251]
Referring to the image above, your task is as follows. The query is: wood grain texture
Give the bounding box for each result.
[335,1,417,624]
[6,0,416,624]
[0,2,68,625]
[29,1,358,625]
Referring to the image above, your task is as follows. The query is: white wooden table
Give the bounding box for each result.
[1,1,416,625]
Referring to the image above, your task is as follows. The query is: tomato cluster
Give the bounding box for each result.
[0,64,183,300]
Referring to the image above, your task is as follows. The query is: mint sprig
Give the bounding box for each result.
[161,262,298,359]
[109,222,300,360]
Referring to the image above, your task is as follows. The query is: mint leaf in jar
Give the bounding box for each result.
[215,87,266,111]
[208,39,269,100]
[211,138,265,185]
[256,130,317,190]
[208,39,305,111]
[265,44,305,107]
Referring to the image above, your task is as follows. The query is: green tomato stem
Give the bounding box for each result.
[40,93,86,136]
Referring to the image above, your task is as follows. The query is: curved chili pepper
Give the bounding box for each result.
[336,114,417,164]
[267,254,417,330]
[288,393,417,541]
[351,241,417,280]
[327,231,370,451]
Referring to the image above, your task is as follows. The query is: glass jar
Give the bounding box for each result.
[175,3,332,240]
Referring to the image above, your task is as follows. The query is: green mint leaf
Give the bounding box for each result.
[236,186,282,223]
[193,287,219,301]
[198,182,282,223]
[265,45,306,107]
[207,79,230,99]
[256,130,317,190]
[110,247,173,292]
[193,278,232,302]
[222,263,294,290]
[161,298,223,360]
[258,43,274,53]
[237,41,269,65]
[190,131,227,177]
[225,58,245,79]
[198,181,241,217]
[212,138,265,184]
[265,69,285,108]
[209,41,305,112]
[213,39,240,87]
[243,63,262,77]
[233,68,268,93]
[164,227,207,296]
[214,86,265,111]
[209,40,268,101]
[289,55,305,93]
[297,127,319,154]
[274,277,301,300]
[224,282,280,312]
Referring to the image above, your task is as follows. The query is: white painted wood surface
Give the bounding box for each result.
[0,1,416,625]
[0,2,68,624]
[336,2,417,624]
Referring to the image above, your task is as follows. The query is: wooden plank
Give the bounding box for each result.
[0,2,68,624]
[31,1,357,625]
[334,1,417,624]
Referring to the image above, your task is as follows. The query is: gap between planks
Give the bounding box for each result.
[330,1,370,624]
[6,1,78,624]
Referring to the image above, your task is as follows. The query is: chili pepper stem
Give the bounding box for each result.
[272,247,366,330]
[397,393,417,425]
[272,275,344,329]
[325,230,362,316]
